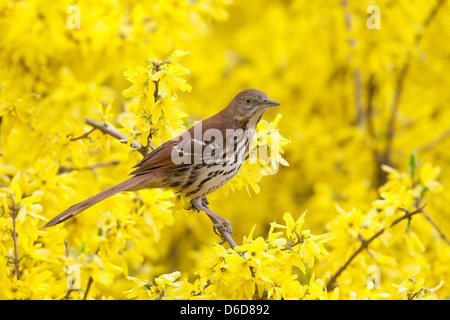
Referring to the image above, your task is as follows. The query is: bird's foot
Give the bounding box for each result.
[213,221,232,236]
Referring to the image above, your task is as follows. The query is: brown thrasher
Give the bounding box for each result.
[43,89,280,240]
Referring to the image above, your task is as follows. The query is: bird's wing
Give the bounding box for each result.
[130,108,232,176]
[130,128,225,175]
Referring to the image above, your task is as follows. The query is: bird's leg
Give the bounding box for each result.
[197,197,232,234]
[199,198,229,238]
[202,197,225,236]
[191,198,236,248]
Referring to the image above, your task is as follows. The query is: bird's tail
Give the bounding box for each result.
[42,175,149,229]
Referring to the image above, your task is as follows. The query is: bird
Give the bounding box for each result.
[43,89,280,241]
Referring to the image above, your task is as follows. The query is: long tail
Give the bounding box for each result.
[42,175,149,229]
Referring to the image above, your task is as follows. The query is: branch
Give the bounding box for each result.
[206,213,238,249]
[381,0,446,171]
[416,126,450,153]
[82,59,166,156]
[339,0,365,127]
[281,230,303,251]
[83,247,100,300]
[326,205,426,291]
[62,240,75,300]
[57,160,120,175]
[8,194,20,281]
[365,74,390,187]
[366,74,377,140]
[83,276,94,300]
[153,80,160,103]
[219,227,238,249]
[384,61,409,164]
[69,127,96,141]
[354,69,364,126]
[421,210,450,245]
[83,117,149,157]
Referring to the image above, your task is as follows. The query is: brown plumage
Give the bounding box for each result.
[43,89,280,236]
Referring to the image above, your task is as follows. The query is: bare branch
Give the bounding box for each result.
[69,127,96,141]
[83,276,94,300]
[354,69,364,126]
[421,210,450,245]
[62,240,75,300]
[83,117,149,157]
[83,247,100,300]
[375,0,446,185]
[8,194,20,280]
[384,61,409,164]
[206,214,238,249]
[366,74,377,140]
[326,205,426,291]
[281,230,303,251]
[417,126,450,153]
[58,160,120,174]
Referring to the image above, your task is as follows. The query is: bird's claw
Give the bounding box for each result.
[213,222,232,238]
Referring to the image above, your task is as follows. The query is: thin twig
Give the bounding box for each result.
[64,240,69,277]
[421,210,450,245]
[206,214,237,249]
[326,205,425,291]
[62,240,74,300]
[83,247,100,300]
[366,74,377,140]
[354,69,364,126]
[380,0,446,174]
[70,127,96,141]
[281,230,303,251]
[57,160,120,174]
[416,126,450,153]
[153,80,160,104]
[384,61,409,165]
[83,276,94,300]
[8,194,20,280]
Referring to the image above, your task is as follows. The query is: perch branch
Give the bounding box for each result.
[204,204,238,250]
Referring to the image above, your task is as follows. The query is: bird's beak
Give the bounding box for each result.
[261,99,280,107]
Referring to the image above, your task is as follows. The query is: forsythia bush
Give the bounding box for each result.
[1,0,449,300]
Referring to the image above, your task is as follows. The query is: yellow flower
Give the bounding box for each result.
[373,187,414,216]
[419,163,442,193]
[154,271,182,287]
[393,266,444,300]
[122,67,151,98]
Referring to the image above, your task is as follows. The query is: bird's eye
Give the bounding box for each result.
[244,98,251,104]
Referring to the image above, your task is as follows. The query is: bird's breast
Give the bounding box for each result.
[177,129,254,199]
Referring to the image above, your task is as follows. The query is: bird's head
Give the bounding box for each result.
[229,89,280,128]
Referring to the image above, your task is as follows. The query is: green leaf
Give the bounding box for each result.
[408,152,417,182]
[80,242,87,255]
